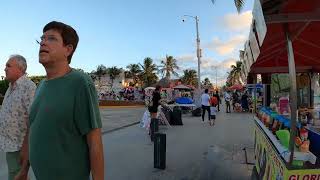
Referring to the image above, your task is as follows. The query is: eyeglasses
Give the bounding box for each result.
[36,35,59,44]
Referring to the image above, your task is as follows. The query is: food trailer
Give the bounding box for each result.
[242,0,320,179]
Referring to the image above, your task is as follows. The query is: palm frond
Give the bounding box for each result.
[234,0,245,13]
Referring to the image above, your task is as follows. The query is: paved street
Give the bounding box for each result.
[103,107,255,180]
[0,106,255,180]
[100,106,145,133]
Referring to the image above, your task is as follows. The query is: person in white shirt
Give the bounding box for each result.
[201,89,211,122]
[0,55,36,180]
[224,91,232,113]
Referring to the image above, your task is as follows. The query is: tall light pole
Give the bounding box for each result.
[182,15,201,91]
[215,66,218,89]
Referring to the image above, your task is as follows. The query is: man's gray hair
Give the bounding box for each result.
[10,54,27,73]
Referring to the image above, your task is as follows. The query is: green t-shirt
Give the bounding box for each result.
[29,69,102,180]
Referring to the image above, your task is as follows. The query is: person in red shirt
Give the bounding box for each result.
[212,91,221,111]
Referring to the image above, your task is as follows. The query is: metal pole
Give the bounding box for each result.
[254,85,257,113]
[284,23,298,165]
[215,66,218,89]
[195,16,201,91]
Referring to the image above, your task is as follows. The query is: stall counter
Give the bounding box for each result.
[253,117,320,179]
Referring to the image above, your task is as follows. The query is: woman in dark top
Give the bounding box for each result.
[241,92,249,111]
[149,85,162,118]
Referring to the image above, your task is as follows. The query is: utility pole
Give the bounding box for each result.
[183,15,201,91]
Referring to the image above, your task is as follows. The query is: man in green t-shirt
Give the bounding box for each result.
[29,21,104,180]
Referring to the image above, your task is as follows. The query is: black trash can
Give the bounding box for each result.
[154,133,166,169]
[150,118,159,142]
[170,106,183,125]
[161,107,171,125]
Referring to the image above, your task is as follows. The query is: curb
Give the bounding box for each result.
[102,121,140,134]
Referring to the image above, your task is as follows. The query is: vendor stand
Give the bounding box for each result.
[242,0,320,179]
[172,84,194,99]
[246,83,266,113]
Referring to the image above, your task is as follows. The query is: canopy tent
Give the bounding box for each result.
[242,0,320,76]
[241,0,320,166]
[173,84,192,90]
[227,84,244,91]
[144,87,155,90]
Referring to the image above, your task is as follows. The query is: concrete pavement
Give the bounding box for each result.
[0,106,146,180]
[99,106,145,133]
[0,106,256,180]
[103,107,255,180]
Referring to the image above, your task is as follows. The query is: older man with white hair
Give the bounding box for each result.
[0,55,36,180]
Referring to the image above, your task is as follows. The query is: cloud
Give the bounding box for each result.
[153,54,236,86]
[221,10,252,32]
[205,35,246,56]
[217,58,236,69]
[183,57,236,71]
[200,57,237,85]
[182,57,236,85]
[173,55,237,86]
[154,54,197,68]
[200,67,230,86]
[203,11,251,56]
[201,57,218,69]
[175,11,252,86]
[176,54,197,62]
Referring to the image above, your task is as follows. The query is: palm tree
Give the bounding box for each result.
[90,70,97,81]
[181,69,198,87]
[74,68,85,73]
[202,77,212,87]
[227,61,242,85]
[30,76,46,85]
[93,65,107,87]
[0,79,9,96]
[139,57,158,87]
[211,0,245,13]
[126,64,142,86]
[158,55,179,79]
[107,66,122,88]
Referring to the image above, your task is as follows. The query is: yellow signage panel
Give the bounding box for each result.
[254,122,320,180]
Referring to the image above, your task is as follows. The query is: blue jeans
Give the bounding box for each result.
[202,105,210,121]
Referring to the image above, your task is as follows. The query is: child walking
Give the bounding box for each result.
[210,95,218,126]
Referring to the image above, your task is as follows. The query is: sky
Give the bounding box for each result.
[0,0,254,86]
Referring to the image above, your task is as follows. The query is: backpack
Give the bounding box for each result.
[225,93,231,102]
[210,96,218,106]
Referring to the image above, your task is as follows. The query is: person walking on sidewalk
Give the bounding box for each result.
[201,89,211,122]
[29,21,104,180]
[148,85,162,119]
[209,95,218,126]
[0,55,36,180]
[224,91,231,113]
[241,91,249,112]
[213,91,221,111]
